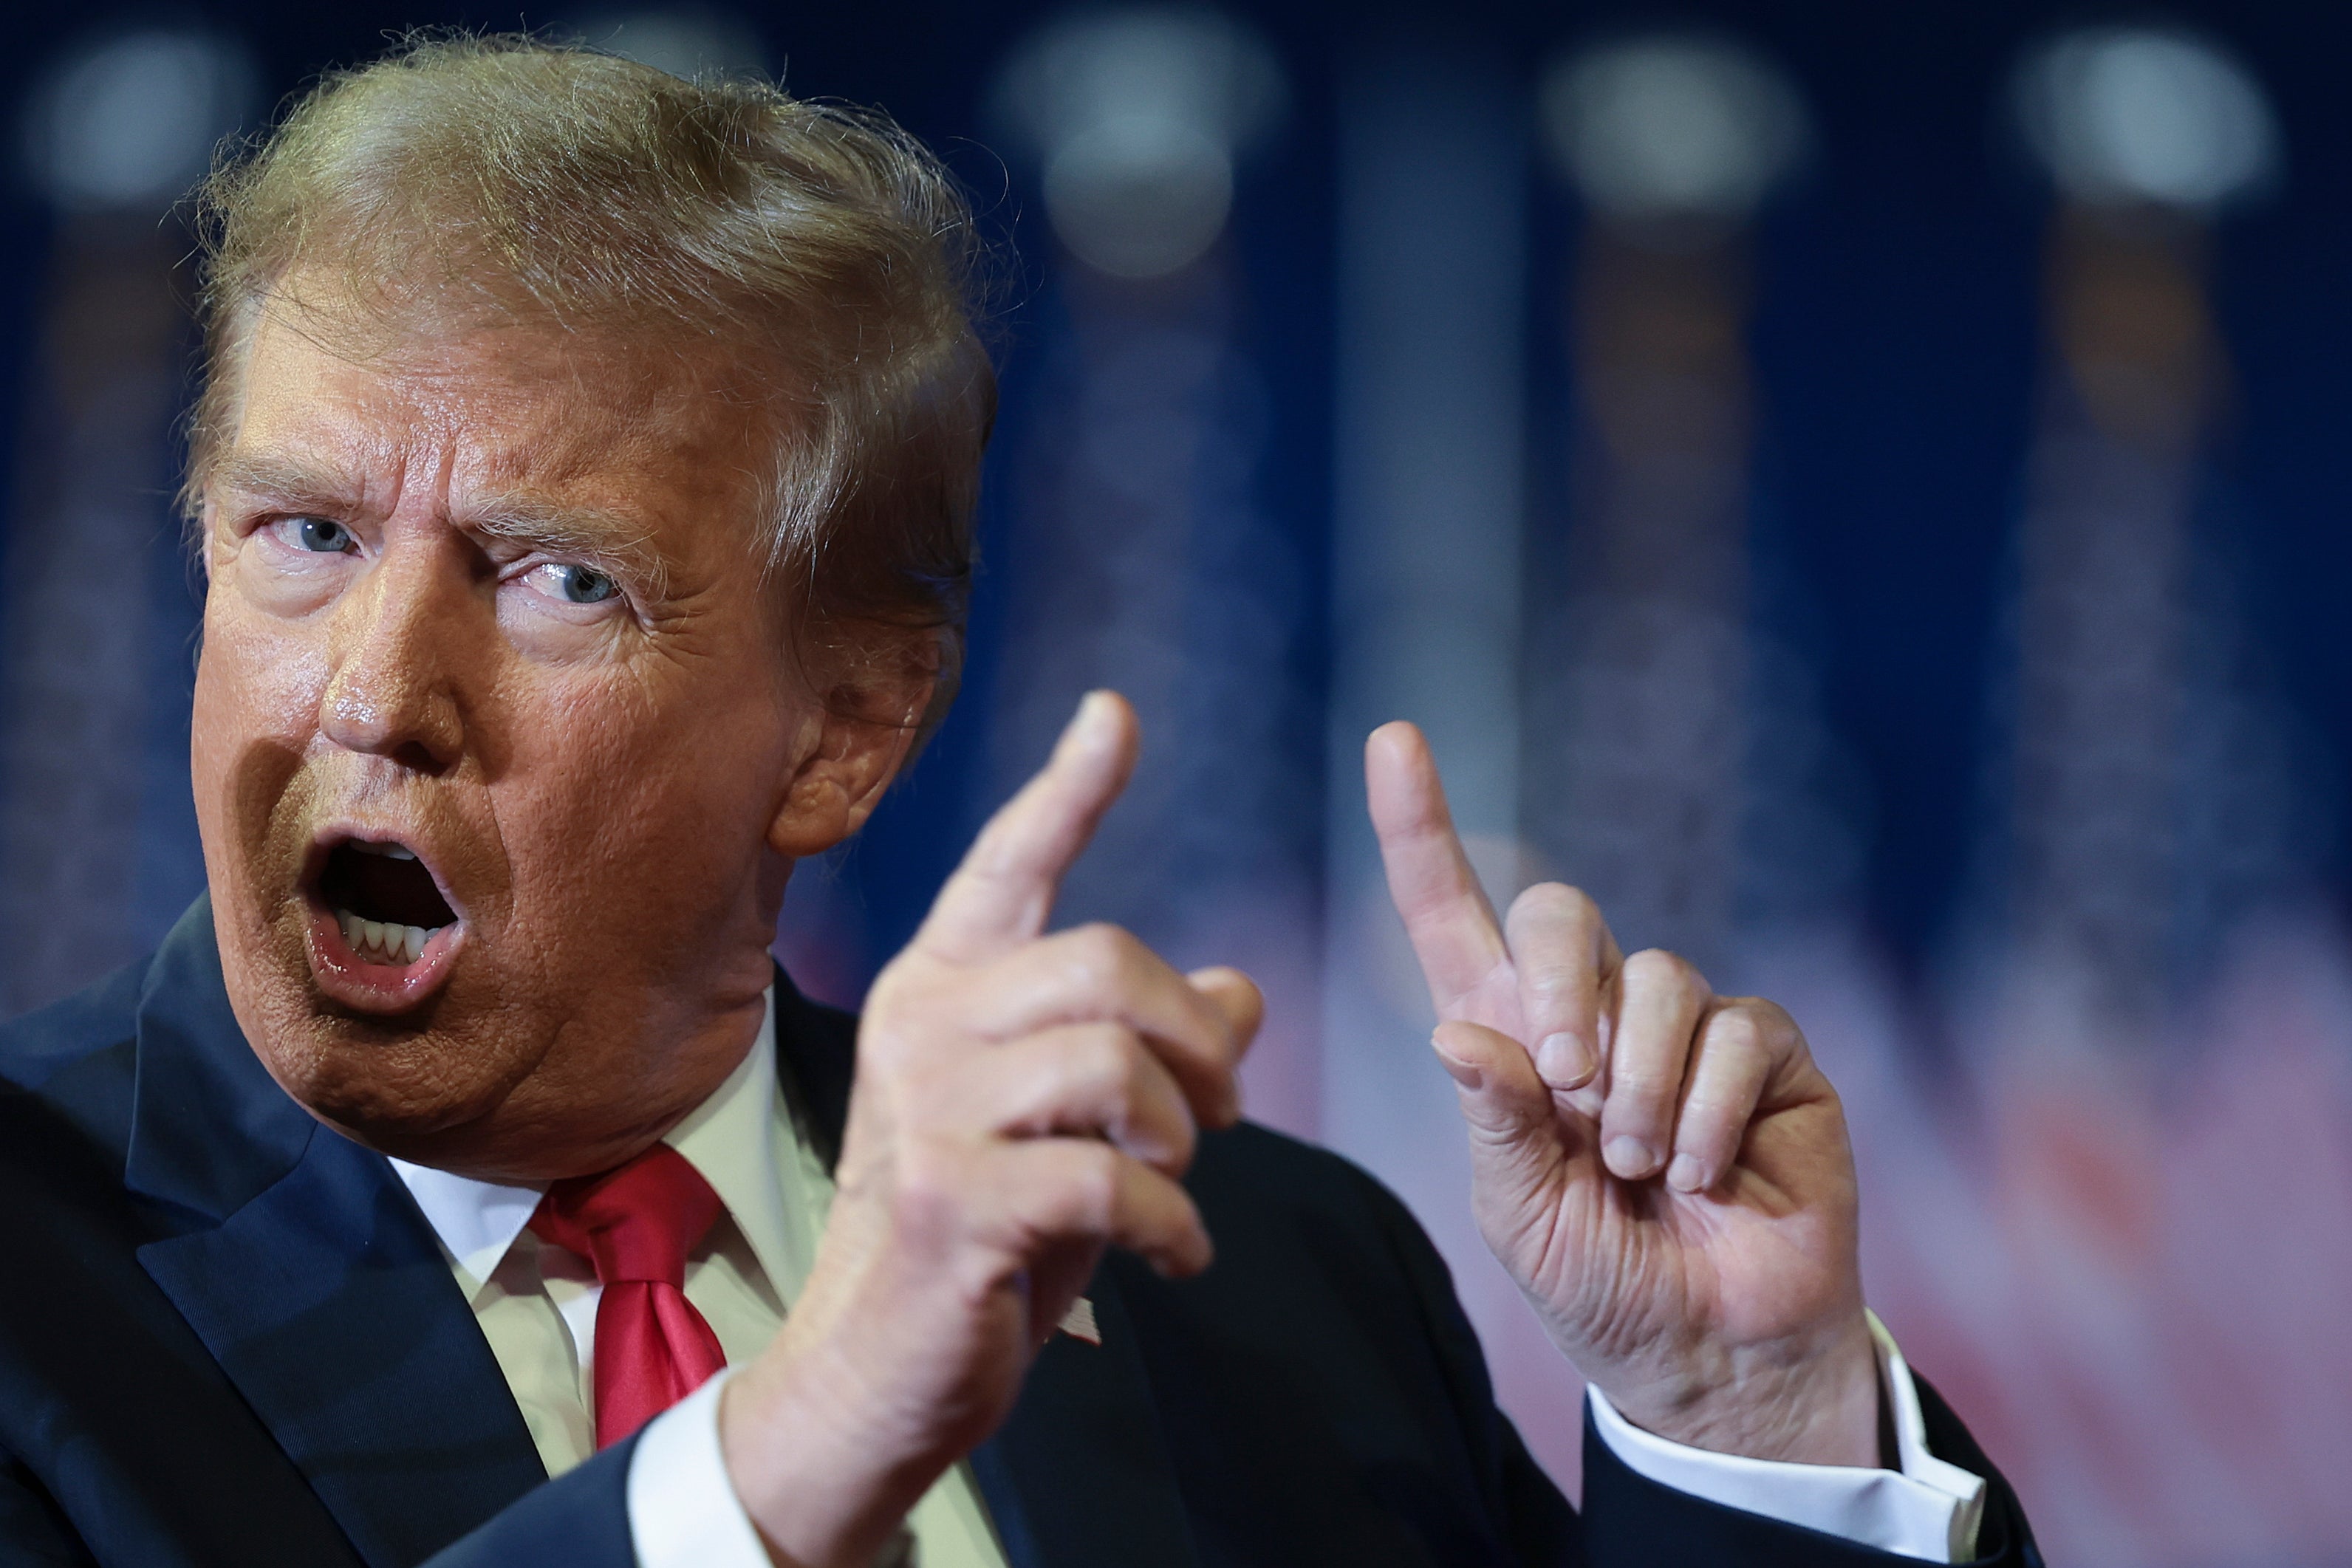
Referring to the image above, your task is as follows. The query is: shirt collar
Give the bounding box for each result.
[388,987,791,1299]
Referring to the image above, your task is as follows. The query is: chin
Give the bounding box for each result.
[220,901,540,1148]
[253,1003,520,1145]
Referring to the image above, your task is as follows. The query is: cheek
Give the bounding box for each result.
[191,598,343,1004]
[193,595,331,855]
[491,660,790,934]
[192,605,336,1069]
[193,587,332,761]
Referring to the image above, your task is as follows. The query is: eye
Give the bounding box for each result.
[530,563,620,605]
[276,516,355,553]
[553,564,618,604]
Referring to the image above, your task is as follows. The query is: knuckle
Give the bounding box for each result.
[1077,1024,1141,1089]
[1555,883,1605,930]
[1707,1004,1764,1057]
[1675,1087,1734,1121]
[1110,934,1160,991]
[1625,947,1708,1001]
[1523,880,1599,916]
[1519,979,1560,1012]
[1604,1042,1679,1094]
[861,971,965,1056]
[1064,922,1138,986]
[1509,882,1603,947]
[1059,920,1110,962]
[1508,880,1570,924]
[1062,1145,1124,1228]
[1619,947,1672,984]
[1602,1100,1671,1141]
[1522,960,1580,1005]
[1724,997,1799,1056]
[1607,1047,1683,1098]
[961,837,1016,885]
[888,1149,971,1243]
[1610,1071,1678,1109]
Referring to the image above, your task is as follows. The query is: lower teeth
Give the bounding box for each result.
[335,909,444,965]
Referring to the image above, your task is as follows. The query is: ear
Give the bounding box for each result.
[765,668,937,859]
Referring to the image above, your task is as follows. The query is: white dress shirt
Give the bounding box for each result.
[390,987,1984,1565]
[1591,1316,1986,1561]
[390,990,1001,1568]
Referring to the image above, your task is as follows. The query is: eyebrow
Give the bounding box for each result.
[207,450,671,593]
[207,450,369,516]
[467,499,671,594]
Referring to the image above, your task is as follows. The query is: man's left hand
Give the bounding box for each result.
[1366,722,1881,1468]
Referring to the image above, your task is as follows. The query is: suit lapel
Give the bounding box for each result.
[116,929,1208,1568]
[772,968,1203,1568]
[971,1261,1203,1568]
[128,900,544,1567]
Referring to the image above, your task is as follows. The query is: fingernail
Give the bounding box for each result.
[1536,1032,1596,1088]
[1666,1152,1707,1193]
[1067,691,1112,739]
[1432,1037,1484,1092]
[1604,1136,1659,1180]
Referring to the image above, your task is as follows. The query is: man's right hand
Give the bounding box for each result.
[719,691,1259,1567]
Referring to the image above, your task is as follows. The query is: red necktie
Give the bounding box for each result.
[530,1143,730,1449]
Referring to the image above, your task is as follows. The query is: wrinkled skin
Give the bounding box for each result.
[722,696,1262,1567]
[194,291,1878,1568]
[1367,724,1878,1468]
[193,288,917,1180]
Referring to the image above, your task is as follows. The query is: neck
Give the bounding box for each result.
[362,971,773,1183]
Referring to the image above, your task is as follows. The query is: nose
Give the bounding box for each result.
[318,540,473,772]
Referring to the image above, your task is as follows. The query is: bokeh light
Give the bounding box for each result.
[21,29,255,213]
[1542,32,1808,238]
[991,7,1285,278]
[2014,26,2278,210]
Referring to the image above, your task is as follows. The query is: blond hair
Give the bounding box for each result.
[187,32,993,715]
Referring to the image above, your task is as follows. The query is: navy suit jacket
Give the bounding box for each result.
[0,899,2040,1567]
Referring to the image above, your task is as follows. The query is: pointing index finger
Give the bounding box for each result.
[1365,721,1509,1015]
[916,691,1139,963]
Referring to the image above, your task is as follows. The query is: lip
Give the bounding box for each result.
[298,827,468,1014]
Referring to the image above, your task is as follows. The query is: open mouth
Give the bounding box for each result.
[320,840,457,963]
[301,835,465,1009]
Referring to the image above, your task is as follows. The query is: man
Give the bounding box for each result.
[0,36,2035,1568]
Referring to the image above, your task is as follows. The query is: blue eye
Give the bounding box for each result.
[293,517,353,552]
[554,564,618,604]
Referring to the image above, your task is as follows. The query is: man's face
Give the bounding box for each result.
[193,292,824,1176]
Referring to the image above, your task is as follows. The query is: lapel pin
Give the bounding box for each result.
[1057,1295,1101,1346]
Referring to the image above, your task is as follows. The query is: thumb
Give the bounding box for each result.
[1187,965,1265,1061]
[1432,1021,1570,1195]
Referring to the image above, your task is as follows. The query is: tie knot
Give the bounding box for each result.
[530,1143,723,1289]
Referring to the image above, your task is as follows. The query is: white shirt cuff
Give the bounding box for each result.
[1586,1312,1986,1562]
[626,1369,774,1568]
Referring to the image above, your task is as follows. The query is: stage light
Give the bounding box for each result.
[572,7,767,79]
[2013,27,2277,211]
[1542,32,1808,239]
[991,8,1285,280]
[21,30,255,213]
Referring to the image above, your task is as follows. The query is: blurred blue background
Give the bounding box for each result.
[5,3,2352,1562]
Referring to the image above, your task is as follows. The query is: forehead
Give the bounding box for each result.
[220,290,769,516]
